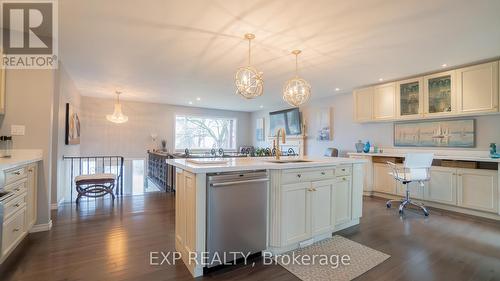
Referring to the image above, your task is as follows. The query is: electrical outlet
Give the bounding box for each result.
[11,125,25,136]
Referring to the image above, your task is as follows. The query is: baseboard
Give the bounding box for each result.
[30,220,53,233]
[50,198,65,210]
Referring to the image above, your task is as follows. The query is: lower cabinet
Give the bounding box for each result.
[282,182,311,245]
[424,166,457,205]
[458,169,498,213]
[175,169,197,259]
[311,180,334,236]
[333,177,352,225]
[373,163,396,194]
[26,164,37,228]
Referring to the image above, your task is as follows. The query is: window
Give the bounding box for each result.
[175,115,237,150]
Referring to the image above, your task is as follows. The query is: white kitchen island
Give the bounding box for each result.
[166,156,367,277]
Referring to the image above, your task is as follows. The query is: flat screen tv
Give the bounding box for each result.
[269,108,302,136]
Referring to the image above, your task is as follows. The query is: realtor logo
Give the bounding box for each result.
[1,1,58,69]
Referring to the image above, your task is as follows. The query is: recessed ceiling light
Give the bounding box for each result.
[378,78,384,82]
[441,63,448,67]
[259,105,264,109]
[335,88,340,92]
[196,97,201,101]
[188,101,193,105]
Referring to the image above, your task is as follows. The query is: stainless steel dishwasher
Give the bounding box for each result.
[207,170,268,268]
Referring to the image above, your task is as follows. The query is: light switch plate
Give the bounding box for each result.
[11,125,25,136]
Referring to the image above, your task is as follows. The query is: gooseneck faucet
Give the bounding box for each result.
[273,128,286,160]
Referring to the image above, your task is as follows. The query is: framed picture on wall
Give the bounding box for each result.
[256,118,265,141]
[394,119,475,147]
[65,103,81,145]
[316,107,332,141]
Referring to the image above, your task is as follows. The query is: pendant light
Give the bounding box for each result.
[282,50,311,106]
[235,33,264,99]
[106,91,128,124]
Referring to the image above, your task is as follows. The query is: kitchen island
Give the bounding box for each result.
[166,156,367,277]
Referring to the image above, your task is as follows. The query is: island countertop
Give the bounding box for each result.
[0,149,43,171]
[166,156,367,173]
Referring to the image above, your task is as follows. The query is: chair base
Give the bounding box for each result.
[386,198,429,217]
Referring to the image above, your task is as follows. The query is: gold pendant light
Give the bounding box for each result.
[235,33,264,99]
[282,50,311,106]
[106,91,128,124]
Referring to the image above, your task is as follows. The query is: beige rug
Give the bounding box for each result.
[278,236,390,281]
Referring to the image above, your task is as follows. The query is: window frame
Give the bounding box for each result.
[174,114,238,152]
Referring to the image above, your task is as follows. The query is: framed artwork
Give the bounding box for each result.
[256,118,265,141]
[316,107,332,141]
[394,119,475,147]
[65,103,81,145]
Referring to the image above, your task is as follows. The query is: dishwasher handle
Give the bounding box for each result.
[210,178,269,187]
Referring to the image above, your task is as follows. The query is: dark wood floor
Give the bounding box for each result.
[1,193,500,281]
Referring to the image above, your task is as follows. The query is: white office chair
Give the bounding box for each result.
[386,153,434,216]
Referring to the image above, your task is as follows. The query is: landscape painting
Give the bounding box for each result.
[394,119,475,147]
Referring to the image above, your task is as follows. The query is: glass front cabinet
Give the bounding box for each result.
[396,77,423,118]
[423,70,456,116]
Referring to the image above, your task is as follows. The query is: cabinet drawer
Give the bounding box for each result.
[335,166,352,176]
[3,193,27,221]
[282,168,335,184]
[2,208,26,257]
[4,178,28,194]
[4,167,27,185]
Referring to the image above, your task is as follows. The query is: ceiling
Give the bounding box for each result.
[59,0,500,112]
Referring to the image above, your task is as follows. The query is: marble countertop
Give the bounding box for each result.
[0,149,43,171]
[348,152,500,163]
[166,156,367,173]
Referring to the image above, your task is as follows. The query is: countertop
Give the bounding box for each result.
[166,156,367,173]
[348,152,500,163]
[0,149,43,171]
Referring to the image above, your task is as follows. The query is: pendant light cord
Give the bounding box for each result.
[295,53,298,77]
[248,38,251,66]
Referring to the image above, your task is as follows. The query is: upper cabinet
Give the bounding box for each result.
[353,59,500,123]
[423,70,456,117]
[456,61,499,114]
[373,83,396,120]
[353,87,373,122]
[396,77,423,119]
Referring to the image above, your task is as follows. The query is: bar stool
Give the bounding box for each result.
[385,153,434,216]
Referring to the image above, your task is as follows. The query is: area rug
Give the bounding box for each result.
[277,235,390,281]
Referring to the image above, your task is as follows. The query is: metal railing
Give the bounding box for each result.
[62,155,124,202]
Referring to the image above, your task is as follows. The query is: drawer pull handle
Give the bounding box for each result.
[14,171,21,175]
[13,228,20,232]
[342,169,346,172]
[343,177,347,181]
[28,169,33,172]
[321,172,326,175]
[297,174,301,178]
[15,188,21,192]
[14,203,20,207]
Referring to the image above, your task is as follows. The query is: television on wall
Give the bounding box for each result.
[269,108,302,136]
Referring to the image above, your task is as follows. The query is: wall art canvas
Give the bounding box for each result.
[316,107,332,141]
[394,119,475,147]
[65,103,81,145]
[256,117,265,141]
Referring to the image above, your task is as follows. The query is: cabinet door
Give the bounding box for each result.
[282,182,311,245]
[334,176,351,226]
[310,180,334,236]
[457,169,498,213]
[373,82,396,120]
[184,172,197,254]
[424,70,456,116]
[175,169,185,248]
[457,61,499,114]
[26,164,37,228]
[373,163,396,194]
[425,167,457,205]
[353,87,373,122]
[396,77,424,119]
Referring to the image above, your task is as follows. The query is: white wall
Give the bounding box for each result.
[0,69,55,226]
[251,93,500,156]
[79,96,253,159]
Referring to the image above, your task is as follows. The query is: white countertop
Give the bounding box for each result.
[348,152,500,163]
[166,156,367,173]
[0,149,43,170]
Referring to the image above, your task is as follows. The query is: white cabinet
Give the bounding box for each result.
[396,77,424,119]
[282,182,311,245]
[456,61,499,114]
[373,82,396,120]
[424,166,457,205]
[457,169,498,213]
[373,163,396,194]
[26,164,37,228]
[311,180,335,236]
[333,177,352,225]
[423,70,457,117]
[353,87,373,122]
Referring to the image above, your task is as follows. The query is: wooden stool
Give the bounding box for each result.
[75,173,116,203]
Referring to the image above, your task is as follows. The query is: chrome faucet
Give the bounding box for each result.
[273,128,286,160]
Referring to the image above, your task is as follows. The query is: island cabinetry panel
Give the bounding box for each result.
[373,82,396,120]
[456,61,499,114]
[26,163,37,228]
[333,176,352,225]
[281,182,311,245]
[311,180,335,236]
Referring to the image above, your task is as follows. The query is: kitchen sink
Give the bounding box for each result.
[265,159,313,163]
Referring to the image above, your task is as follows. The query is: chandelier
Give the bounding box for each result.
[106,91,128,124]
[282,50,311,106]
[235,33,263,99]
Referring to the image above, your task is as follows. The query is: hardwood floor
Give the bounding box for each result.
[1,193,500,281]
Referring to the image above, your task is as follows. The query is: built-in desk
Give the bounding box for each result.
[348,151,500,220]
